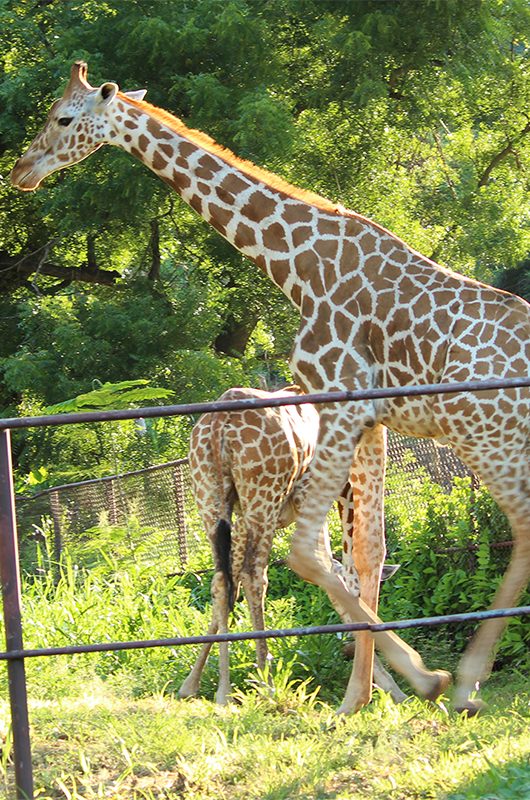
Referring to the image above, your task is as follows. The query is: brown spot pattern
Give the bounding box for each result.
[152,151,168,171]
[263,222,289,252]
[234,223,257,249]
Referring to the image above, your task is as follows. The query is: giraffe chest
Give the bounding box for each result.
[291,292,449,387]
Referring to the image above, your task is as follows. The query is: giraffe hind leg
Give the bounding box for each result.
[453,477,530,714]
[240,564,270,674]
[178,571,222,699]
[179,519,235,703]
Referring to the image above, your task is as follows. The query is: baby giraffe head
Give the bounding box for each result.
[11,61,145,191]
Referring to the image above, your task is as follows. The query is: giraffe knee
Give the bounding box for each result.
[287,550,315,583]
[332,558,360,597]
[287,548,331,585]
[210,571,234,607]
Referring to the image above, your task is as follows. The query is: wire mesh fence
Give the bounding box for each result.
[14,432,477,575]
[15,459,204,574]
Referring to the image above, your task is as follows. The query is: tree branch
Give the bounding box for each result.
[32,262,121,286]
[148,219,161,281]
[478,119,530,188]
[0,249,121,293]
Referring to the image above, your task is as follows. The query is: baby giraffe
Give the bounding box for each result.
[179,386,406,705]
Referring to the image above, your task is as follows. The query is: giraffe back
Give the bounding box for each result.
[189,386,320,539]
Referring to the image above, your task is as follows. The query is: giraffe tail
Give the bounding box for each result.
[209,403,237,612]
[214,518,236,612]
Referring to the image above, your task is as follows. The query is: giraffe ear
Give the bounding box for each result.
[96,82,119,106]
[381,564,400,581]
[123,90,147,101]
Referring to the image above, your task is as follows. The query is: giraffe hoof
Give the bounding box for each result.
[178,682,198,699]
[336,693,371,715]
[423,670,452,702]
[215,689,233,706]
[335,701,365,715]
[454,698,487,717]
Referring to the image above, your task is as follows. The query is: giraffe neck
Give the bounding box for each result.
[109,96,358,309]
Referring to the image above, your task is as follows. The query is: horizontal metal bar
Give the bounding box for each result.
[1,605,528,660]
[437,540,514,554]
[15,458,187,500]
[0,377,528,431]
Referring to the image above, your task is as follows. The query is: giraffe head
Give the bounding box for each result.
[11,61,145,191]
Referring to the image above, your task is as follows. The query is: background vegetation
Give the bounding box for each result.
[0,4,529,796]
[0,0,529,487]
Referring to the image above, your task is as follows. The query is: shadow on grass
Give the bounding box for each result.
[446,754,530,800]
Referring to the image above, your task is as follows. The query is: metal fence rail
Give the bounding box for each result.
[1,606,529,661]
[0,376,529,799]
[1,377,528,431]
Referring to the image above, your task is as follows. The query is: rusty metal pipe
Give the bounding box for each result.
[0,377,528,431]
[0,431,33,799]
[0,605,528,661]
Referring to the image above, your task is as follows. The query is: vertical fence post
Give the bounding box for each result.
[105,480,119,525]
[0,430,34,799]
[172,465,188,568]
[49,490,63,583]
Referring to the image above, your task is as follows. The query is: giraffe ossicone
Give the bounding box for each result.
[180,385,407,706]
[11,61,529,715]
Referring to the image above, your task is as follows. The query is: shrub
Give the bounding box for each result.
[379,466,529,670]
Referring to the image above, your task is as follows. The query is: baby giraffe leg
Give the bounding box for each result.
[214,570,233,705]
[239,540,271,673]
[179,570,225,699]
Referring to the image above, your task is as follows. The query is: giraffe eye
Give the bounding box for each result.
[57,117,74,127]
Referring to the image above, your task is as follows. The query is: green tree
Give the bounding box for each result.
[1,0,529,484]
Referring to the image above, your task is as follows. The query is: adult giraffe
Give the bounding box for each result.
[11,62,529,714]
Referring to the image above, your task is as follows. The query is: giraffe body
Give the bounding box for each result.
[11,62,529,713]
[180,385,407,705]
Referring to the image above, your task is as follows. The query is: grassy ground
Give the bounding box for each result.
[1,667,529,799]
[1,507,527,800]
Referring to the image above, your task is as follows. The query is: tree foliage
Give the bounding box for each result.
[0,0,529,479]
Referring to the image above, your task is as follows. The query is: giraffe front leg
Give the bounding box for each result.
[333,558,408,705]
[287,407,450,710]
[178,629,217,699]
[292,543,451,705]
[335,425,387,713]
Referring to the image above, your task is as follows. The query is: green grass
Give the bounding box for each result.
[0,670,528,799]
[1,503,528,800]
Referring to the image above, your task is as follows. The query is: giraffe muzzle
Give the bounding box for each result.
[10,158,41,191]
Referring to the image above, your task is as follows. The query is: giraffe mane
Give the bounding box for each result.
[120,94,341,213]
[118,96,480,279]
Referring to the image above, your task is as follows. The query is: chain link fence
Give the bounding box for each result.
[14,433,477,575]
[15,459,206,574]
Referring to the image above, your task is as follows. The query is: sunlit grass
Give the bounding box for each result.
[0,669,528,799]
